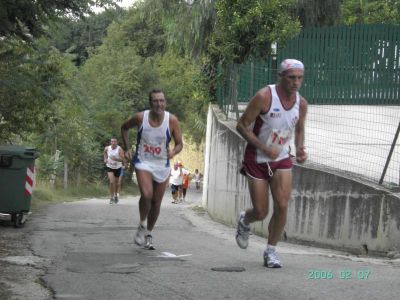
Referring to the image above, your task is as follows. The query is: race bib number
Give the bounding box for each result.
[266,129,291,149]
[143,143,162,156]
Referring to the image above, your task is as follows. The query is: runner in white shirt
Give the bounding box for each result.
[169,162,182,203]
[194,169,202,191]
[103,137,125,204]
[121,89,183,250]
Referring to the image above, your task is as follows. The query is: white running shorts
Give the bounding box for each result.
[134,162,170,183]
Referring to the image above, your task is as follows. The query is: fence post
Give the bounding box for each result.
[271,42,278,82]
[230,64,240,121]
[250,61,254,97]
[379,121,400,185]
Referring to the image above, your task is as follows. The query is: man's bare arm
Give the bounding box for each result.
[168,114,183,159]
[295,97,308,163]
[236,88,280,159]
[121,112,142,161]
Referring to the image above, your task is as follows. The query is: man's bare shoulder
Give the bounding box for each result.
[257,86,271,97]
[132,111,145,123]
[168,112,179,124]
[250,86,271,113]
[135,111,145,118]
[300,96,308,108]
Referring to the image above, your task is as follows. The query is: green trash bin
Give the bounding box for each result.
[0,145,40,227]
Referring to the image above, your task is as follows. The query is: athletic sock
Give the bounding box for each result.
[140,220,146,228]
[240,214,250,227]
[266,244,276,252]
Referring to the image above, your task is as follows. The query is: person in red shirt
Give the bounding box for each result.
[182,171,190,202]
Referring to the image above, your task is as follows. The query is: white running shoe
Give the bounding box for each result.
[134,225,146,246]
[235,211,251,249]
[144,234,155,250]
[264,249,282,268]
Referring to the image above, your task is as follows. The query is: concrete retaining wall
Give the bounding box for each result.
[203,105,400,254]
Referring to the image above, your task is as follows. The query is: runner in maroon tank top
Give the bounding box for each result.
[235,59,308,268]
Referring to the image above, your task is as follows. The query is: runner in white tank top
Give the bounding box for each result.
[103,137,125,204]
[133,109,171,179]
[121,89,183,251]
[235,59,308,269]
[106,145,123,169]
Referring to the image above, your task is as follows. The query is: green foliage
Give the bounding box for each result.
[295,0,342,27]
[341,0,400,25]
[153,51,209,142]
[0,0,116,41]
[81,36,158,134]
[150,0,217,59]
[26,47,105,184]
[48,8,126,65]
[113,3,167,58]
[210,0,300,64]
[0,40,65,142]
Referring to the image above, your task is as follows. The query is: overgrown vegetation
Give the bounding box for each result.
[2,0,398,197]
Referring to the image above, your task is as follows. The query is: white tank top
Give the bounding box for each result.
[106,145,122,169]
[133,110,171,167]
[252,84,300,163]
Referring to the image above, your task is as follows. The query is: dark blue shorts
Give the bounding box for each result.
[106,167,122,177]
[171,184,180,193]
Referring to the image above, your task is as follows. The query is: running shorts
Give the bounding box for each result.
[240,157,292,180]
[134,162,170,183]
[170,184,180,193]
[106,167,122,177]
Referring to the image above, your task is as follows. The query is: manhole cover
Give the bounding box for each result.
[211,267,246,272]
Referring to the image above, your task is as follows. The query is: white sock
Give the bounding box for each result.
[117,193,120,197]
[140,220,146,228]
[266,244,276,252]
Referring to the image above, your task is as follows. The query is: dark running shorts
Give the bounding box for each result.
[171,184,180,193]
[240,157,292,180]
[106,167,122,177]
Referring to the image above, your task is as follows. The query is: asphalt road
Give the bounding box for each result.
[1,187,400,300]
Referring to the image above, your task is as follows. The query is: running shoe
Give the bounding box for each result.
[109,197,115,204]
[263,249,282,268]
[144,234,155,250]
[114,196,119,204]
[134,225,146,246]
[235,211,251,249]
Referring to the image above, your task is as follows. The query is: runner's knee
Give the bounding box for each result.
[275,201,289,213]
[253,208,268,220]
[140,189,153,201]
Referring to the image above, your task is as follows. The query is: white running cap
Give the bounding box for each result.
[279,59,304,74]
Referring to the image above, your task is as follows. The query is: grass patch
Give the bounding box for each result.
[31,180,140,210]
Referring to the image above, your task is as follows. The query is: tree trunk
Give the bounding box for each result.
[64,158,68,189]
[77,164,81,187]
[50,150,61,189]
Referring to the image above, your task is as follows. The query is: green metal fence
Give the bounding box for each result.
[216,24,400,188]
[217,24,400,108]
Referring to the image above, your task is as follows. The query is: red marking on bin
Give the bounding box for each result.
[25,166,35,196]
